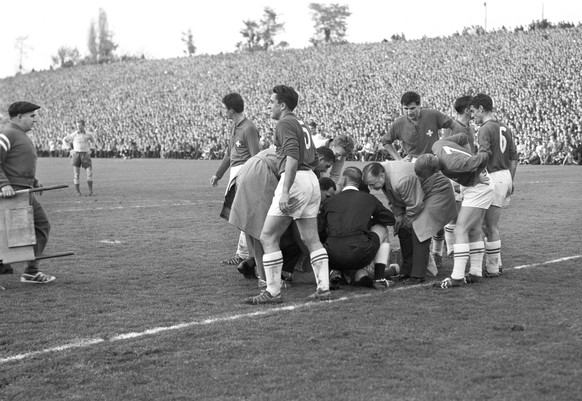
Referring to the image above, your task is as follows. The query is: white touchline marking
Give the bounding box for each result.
[1,255,581,365]
[511,255,582,270]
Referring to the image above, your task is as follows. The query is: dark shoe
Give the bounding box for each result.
[307,289,332,301]
[330,270,342,290]
[433,276,464,289]
[237,258,257,279]
[483,268,501,278]
[21,272,56,284]
[402,277,425,285]
[245,290,282,305]
[373,279,394,290]
[356,275,374,288]
[465,273,482,284]
[394,274,410,282]
[0,264,14,275]
[222,256,243,266]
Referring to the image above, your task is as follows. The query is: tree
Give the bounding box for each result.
[97,8,117,63]
[52,46,81,68]
[259,7,284,50]
[87,22,98,62]
[86,9,117,64]
[182,29,197,56]
[237,7,285,52]
[308,3,351,46]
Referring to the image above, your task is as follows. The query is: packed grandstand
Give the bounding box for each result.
[1,26,581,165]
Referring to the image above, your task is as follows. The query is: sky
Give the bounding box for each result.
[1,0,581,79]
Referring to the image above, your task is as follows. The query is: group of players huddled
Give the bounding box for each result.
[215,88,517,304]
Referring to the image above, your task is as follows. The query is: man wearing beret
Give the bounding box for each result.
[0,101,55,283]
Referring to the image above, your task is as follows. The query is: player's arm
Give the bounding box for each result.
[211,146,230,186]
[381,125,403,161]
[383,143,402,161]
[246,127,261,157]
[0,146,15,197]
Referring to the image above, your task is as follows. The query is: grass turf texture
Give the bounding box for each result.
[1,159,581,401]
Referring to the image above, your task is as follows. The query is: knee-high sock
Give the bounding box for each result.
[263,251,283,296]
[431,234,445,256]
[236,231,249,259]
[485,240,501,274]
[310,248,329,291]
[444,224,456,256]
[469,241,485,277]
[373,243,390,280]
[452,243,470,280]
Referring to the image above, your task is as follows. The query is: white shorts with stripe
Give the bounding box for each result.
[489,169,512,207]
[267,170,321,219]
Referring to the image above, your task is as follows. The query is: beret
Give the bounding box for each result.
[8,101,41,117]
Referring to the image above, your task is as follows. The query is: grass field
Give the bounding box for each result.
[1,158,581,401]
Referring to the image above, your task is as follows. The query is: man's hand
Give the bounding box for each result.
[35,182,44,196]
[1,185,15,198]
[393,215,403,235]
[210,175,219,187]
[279,192,291,214]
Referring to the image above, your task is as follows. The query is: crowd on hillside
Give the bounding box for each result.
[1,26,581,165]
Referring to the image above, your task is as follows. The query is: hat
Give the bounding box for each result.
[8,101,41,117]
[414,154,440,179]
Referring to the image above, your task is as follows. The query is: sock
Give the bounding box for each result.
[431,234,445,256]
[263,251,283,296]
[444,224,456,256]
[88,180,93,192]
[469,241,485,277]
[373,243,390,280]
[485,240,501,274]
[451,243,470,280]
[310,248,329,292]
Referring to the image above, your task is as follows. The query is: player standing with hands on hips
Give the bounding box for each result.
[63,119,95,196]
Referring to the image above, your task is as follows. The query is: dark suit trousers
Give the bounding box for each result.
[398,226,430,279]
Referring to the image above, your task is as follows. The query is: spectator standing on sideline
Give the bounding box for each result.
[247,85,330,304]
[0,102,55,283]
[210,92,260,266]
[63,119,96,196]
[471,94,518,277]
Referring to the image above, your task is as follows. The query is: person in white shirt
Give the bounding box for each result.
[63,119,96,196]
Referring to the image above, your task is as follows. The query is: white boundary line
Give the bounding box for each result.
[2,255,581,365]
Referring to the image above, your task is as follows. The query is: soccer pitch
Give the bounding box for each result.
[1,158,581,401]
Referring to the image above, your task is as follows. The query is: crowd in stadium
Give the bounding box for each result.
[1,26,581,165]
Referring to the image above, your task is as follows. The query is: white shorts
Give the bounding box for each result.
[489,169,512,207]
[461,173,494,209]
[267,170,321,219]
[226,164,244,195]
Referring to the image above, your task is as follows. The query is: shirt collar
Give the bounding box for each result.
[342,185,359,192]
